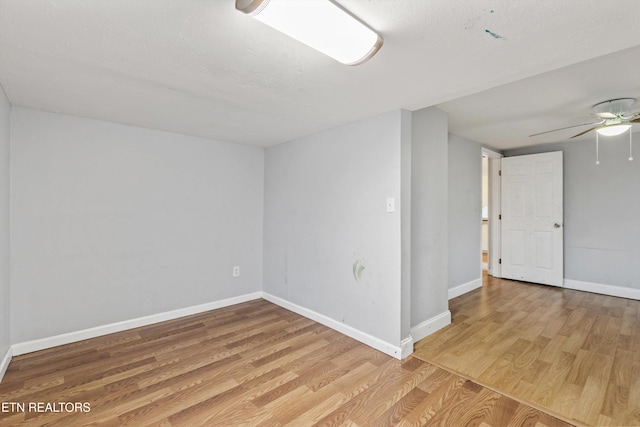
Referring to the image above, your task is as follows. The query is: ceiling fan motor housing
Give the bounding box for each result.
[593,98,636,119]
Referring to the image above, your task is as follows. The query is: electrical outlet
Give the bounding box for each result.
[233,266,240,277]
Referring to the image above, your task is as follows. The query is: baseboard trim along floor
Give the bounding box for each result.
[11,292,263,356]
[262,292,413,359]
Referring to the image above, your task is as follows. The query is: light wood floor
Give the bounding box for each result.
[413,273,640,427]
[0,299,569,426]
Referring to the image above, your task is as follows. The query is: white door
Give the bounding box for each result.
[501,152,563,286]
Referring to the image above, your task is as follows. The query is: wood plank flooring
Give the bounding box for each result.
[413,273,640,427]
[0,299,569,426]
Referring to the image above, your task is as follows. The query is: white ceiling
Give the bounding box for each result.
[1,0,640,148]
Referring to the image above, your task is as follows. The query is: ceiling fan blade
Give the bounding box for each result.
[632,117,640,123]
[570,126,600,139]
[595,112,617,119]
[529,120,604,137]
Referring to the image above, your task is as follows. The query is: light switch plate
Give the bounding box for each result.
[386,197,395,213]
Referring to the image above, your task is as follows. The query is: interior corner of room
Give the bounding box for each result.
[0,102,457,370]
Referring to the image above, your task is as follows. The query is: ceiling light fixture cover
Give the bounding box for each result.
[596,124,632,136]
[236,0,383,65]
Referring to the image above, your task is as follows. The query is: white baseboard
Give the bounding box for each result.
[448,278,482,300]
[410,310,451,343]
[11,292,263,356]
[0,346,12,383]
[262,292,411,360]
[564,279,640,301]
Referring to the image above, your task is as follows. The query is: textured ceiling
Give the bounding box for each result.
[1,0,640,147]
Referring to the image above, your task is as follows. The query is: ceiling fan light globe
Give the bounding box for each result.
[596,124,631,136]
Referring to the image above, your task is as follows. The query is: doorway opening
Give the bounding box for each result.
[481,147,502,280]
[481,156,489,271]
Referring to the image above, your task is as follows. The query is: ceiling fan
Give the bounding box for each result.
[530,98,640,139]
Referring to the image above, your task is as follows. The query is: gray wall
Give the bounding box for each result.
[263,111,406,346]
[400,110,412,340]
[411,107,449,327]
[0,87,10,359]
[505,135,640,289]
[448,134,482,290]
[10,108,264,343]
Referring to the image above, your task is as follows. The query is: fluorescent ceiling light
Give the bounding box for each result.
[236,0,383,65]
[596,124,631,136]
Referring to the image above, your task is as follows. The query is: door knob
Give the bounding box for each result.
[554,223,562,228]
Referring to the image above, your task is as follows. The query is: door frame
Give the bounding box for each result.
[481,147,503,278]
